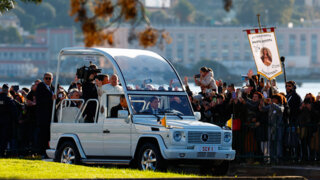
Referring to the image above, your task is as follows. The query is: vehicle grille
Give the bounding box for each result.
[188,131,221,144]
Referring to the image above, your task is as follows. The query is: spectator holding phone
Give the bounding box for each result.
[194,66,218,93]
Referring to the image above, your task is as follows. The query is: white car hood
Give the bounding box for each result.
[134,117,221,131]
[167,120,221,130]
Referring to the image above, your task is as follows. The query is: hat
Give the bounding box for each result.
[2,84,9,90]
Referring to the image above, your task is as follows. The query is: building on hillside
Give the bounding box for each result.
[35,28,75,60]
[108,26,319,76]
[0,45,48,77]
[0,28,75,78]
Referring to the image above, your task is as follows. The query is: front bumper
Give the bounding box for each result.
[46,149,56,159]
[163,148,235,160]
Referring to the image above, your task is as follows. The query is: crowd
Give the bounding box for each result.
[187,67,320,163]
[0,66,320,165]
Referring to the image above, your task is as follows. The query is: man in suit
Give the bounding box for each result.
[35,72,56,158]
[110,95,128,118]
[142,96,161,114]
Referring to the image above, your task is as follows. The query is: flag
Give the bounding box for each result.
[245,27,282,80]
[160,115,166,128]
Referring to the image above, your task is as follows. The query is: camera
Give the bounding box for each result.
[194,74,201,78]
[76,65,101,82]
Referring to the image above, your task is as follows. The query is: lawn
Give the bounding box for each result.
[0,159,200,179]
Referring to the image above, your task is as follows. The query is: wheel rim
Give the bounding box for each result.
[141,148,157,170]
[60,146,75,164]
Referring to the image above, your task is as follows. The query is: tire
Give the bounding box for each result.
[55,141,81,164]
[200,161,229,176]
[136,143,166,171]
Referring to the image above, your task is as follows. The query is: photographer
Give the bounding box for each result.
[80,64,100,123]
[194,66,217,93]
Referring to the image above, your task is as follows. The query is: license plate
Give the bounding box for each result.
[197,145,214,152]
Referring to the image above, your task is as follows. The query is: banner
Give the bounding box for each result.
[246,29,282,80]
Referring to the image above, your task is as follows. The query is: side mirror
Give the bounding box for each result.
[118,110,129,119]
[194,112,201,121]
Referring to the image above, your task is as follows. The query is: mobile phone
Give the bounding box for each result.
[241,75,248,81]
[12,85,19,92]
[263,91,268,98]
[194,74,201,78]
[232,91,236,99]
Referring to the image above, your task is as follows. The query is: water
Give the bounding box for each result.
[188,82,320,98]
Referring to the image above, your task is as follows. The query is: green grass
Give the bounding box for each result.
[0,159,200,179]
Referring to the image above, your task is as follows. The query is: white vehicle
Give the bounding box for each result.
[46,47,235,175]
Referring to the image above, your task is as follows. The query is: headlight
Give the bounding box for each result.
[224,132,232,143]
[173,131,182,142]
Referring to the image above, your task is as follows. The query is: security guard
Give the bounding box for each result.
[0,84,18,157]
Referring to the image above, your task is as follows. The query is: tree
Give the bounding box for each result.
[173,0,195,24]
[0,0,41,14]
[1,0,234,47]
[16,2,56,28]
[235,0,294,26]
[0,26,22,44]
[149,10,169,24]
[12,7,36,32]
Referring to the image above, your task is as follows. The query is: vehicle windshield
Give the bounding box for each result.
[109,49,183,91]
[129,95,193,116]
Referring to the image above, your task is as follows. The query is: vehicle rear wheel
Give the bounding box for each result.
[55,141,81,164]
[137,143,166,171]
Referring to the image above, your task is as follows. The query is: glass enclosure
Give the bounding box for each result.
[129,95,193,116]
[108,49,183,91]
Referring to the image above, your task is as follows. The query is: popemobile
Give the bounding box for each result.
[46,47,235,175]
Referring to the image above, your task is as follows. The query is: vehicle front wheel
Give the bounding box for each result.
[55,141,81,164]
[137,143,166,171]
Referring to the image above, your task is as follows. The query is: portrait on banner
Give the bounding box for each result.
[247,32,282,80]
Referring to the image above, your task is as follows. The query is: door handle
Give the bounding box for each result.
[103,129,110,133]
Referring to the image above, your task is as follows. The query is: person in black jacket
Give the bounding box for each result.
[0,84,18,157]
[82,64,99,123]
[286,81,302,124]
[110,95,128,118]
[35,72,56,158]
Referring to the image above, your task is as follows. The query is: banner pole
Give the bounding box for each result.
[280,56,287,83]
[257,14,262,33]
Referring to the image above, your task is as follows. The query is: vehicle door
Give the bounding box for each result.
[102,94,131,157]
[55,99,104,156]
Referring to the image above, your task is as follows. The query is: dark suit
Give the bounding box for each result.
[110,104,127,118]
[0,93,18,156]
[82,81,98,123]
[35,82,54,155]
[142,107,161,114]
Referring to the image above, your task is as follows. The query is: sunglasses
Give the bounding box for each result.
[45,77,52,80]
[285,85,292,87]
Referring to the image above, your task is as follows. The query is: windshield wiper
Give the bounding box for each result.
[159,109,183,120]
[154,114,161,122]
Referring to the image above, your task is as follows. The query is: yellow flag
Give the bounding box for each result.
[160,115,166,128]
[226,118,232,129]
